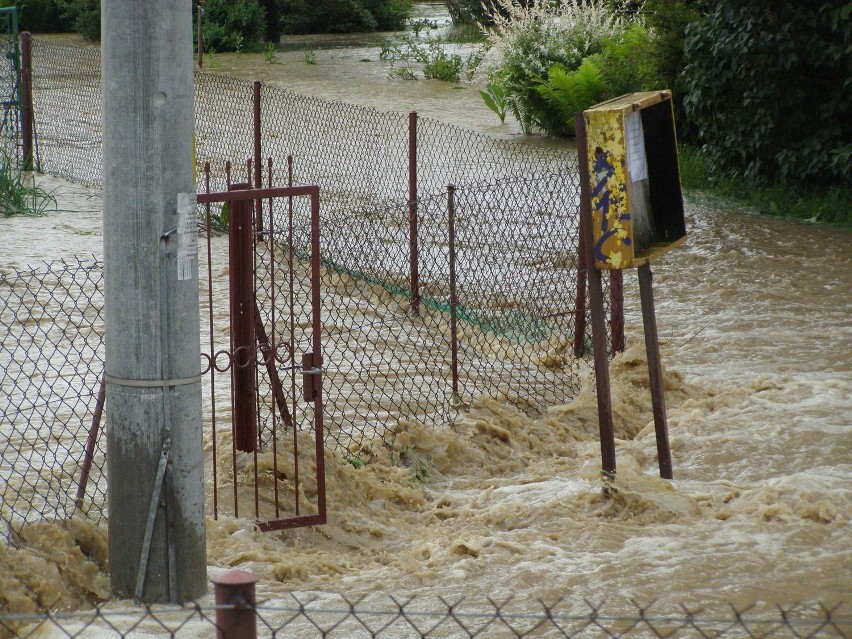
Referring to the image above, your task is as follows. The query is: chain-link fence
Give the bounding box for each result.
[287,170,587,452]
[29,39,100,183]
[2,597,848,638]
[7,37,617,538]
[0,259,105,545]
[0,8,20,164]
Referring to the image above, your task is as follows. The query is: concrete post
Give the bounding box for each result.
[102,0,206,602]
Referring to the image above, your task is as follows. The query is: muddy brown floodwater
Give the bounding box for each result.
[2,2,850,633]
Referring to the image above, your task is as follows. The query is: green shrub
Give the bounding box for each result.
[280,0,411,35]
[682,0,851,188]
[421,41,463,81]
[0,0,72,33]
[679,145,852,227]
[69,0,97,39]
[381,33,472,82]
[202,0,265,52]
[483,0,630,134]
[480,77,509,123]
[445,0,536,26]
[47,0,98,40]
[597,23,657,98]
[362,0,411,31]
[445,0,488,25]
[641,0,701,141]
[534,57,608,136]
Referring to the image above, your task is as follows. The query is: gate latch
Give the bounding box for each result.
[302,352,323,402]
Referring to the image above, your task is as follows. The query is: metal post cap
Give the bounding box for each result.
[211,569,259,587]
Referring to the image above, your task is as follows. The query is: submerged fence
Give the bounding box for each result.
[0,8,20,164]
[2,37,620,541]
[2,595,849,638]
[0,259,106,543]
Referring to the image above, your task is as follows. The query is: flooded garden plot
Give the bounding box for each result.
[2,8,851,634]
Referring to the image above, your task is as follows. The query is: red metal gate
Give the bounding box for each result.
[198,164,325,532]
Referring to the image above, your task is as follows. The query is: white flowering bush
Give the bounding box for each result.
[482,0,638,135]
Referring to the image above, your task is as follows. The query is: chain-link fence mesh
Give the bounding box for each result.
[1,598,849,639]
[8,37,616,537]
[0,259,105,545]
[1,8,20,165]
[29,39,100,185]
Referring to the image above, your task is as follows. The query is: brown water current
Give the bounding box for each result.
[3,177,849,624]
[2,6,851,626]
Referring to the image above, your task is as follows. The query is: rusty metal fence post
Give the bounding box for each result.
[252,81,263,234]
[19,30,34,170]
[573,215,588,358]
[408,110,420,315]
[575,112,617,478]
[75,376,106,508]
[212,569,258,639]
[447,184,459,398]
[638,263,673,479]
[610,270,625,354]
[229,183,258,453]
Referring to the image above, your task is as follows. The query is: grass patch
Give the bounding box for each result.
[679,145,851,228]
[0,156,56,218]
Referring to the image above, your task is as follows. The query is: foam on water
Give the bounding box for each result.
[2,156,850,629]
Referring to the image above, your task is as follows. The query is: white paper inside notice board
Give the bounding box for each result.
[625,111,648,181]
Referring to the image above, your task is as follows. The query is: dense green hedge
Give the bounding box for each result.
[0,0,97,40]
[682,0,851,189]
[2,0,413,44]
[279,0,411,35]
[201,0,265,52]
[0,0,69,33]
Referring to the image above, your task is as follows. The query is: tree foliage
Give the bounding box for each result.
[202,0,266,52]
[0,0,99,38]
[682,0,852,188]
[279,0,411,35]
[0,0,71,33]
[445,0,532,26]
[445,0,489,25]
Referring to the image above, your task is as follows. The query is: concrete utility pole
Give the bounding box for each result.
[102,0,206,602]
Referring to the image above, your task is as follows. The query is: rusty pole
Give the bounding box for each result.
[229,184,257,453]
[610,270,625,354]
[638,263,673,479]
[211,569,258,639]
[19,31,34,171]
[408,111,420,315]
[75,376,106,508]
[448,184,459,398]
[309,188,327,525]
[572,214,588,358]
[575,112,617,478]
[252,81,263,235]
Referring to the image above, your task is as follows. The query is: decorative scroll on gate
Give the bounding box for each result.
[198,166,325,532]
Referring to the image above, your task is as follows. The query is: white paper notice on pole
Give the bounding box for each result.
[625,111,648,182]
[177,192,198,281]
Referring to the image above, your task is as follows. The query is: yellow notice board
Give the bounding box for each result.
[584,91,686,269]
